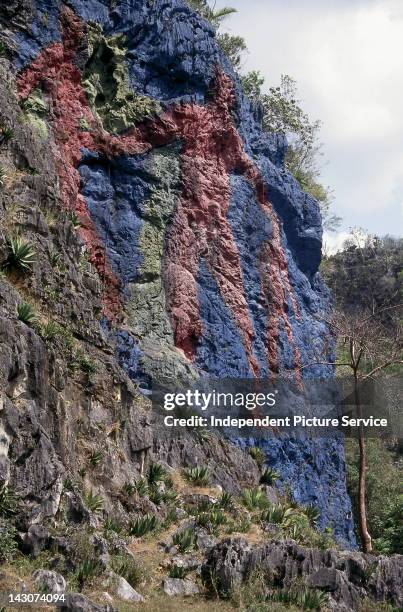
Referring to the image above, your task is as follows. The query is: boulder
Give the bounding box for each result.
[59,592,116,611]
[22,524,50,557]
[32,569,66,594]
[115,576,145,602]
[163,577,200,596]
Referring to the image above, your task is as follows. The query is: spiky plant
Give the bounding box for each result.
[128,514,158,538]
[74,558,103,589]
[297,587,328,610]
[122,482,136,497]
[67,211,80,228]
[89,450,103,468]
[302,504,320,526]
[40,320,62,342]
[261,504,287,525]
[5,235,36,272]
[16,302,36,325]
[134,478,148,497]
[172,527,196,553]
[0,165,5,187]
[0,126,13,144]
[241,487,268,511]
[183,466,210,486]
[169,565,191,579]
[110,554,145,588]
[248,446,265,468]
[0,41,7,57]
[84,491,103,514]
[218,491,233,509]
[147,462,167,486]
[260,467,280,485]
[103,518,123,535]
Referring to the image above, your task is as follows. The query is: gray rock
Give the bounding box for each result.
[22,524,50,557]
[32,569,66,594]
[195,529,217,552]
[163,577,200,596]
[171,555,201,571]
[202,538,250,597]
[59,592,116,611]
[115,576,145,602]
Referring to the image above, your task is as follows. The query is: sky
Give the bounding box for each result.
[215,0,403,250]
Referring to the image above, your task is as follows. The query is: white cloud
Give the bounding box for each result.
[216,0,403,236]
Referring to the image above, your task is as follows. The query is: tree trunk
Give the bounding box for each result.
[355,375,372,552]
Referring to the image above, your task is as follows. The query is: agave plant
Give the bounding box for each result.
[218,491,233,509]
[172,527,196,553]
[134,478,148,497]
[110,554,144,588]
[241,487,268,511]
[40,320,62,342]
[128,513,158,538]
[0,165,5,187]
[84,491,103,514]
[297,587,328,610]
[261,503,287,525]
[260,467,280,485]
[183,466,210,486]
[0,41,7,58]
[122,482,136,497]
[5,235,36,272]
[169,565,190,579]
[147,462,167,486]
[0,126,13,144]
[74,558,103,589]
[89,450,103,468]
[248,446,265,468]
[302,504,321,526]
[16,302,36,325]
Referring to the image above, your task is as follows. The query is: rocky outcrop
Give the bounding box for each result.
[0,0,354,555]
[202,538,403,610]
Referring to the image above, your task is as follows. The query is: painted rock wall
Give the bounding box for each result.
[3,0,355,545]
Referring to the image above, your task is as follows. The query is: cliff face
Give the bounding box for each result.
[1,0,354,545]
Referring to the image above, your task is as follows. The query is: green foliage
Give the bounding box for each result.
[122,482,136,497]
[183,466,210,486]
[217,33,247,70]
[172,527,196,552]
[322,234,403,325]
[84,491,103,514]
[134,478,148,497]
[17,301,37,325]
[345,439,402,554]
[267,585,328,610]
[301,505,320,526]
[89,450,103,468]
[5,235,36,272]
[0,165,5,187]
[0,520,18,562]
[241,487,268,511]
[248,446,265,468]
[260,467,280,485]
[147,462,167,486]
[71,351,96,374]
[103,517,123,535]
[74,558,103,589]
[218,491,233,509]
[110,554,145,588]
[0,41,7,57]
[261,503,288,525]
[67,211,80,228]
[128,513,158,538]
[241,72,340,232]
[0,486,18,518]
[0,126,14,144]
[40,321,62,342]
[186,0,236,25]
[169,564,191,579]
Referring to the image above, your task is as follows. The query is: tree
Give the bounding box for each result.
[301,306,402,552]
[216,33,247,69]
[242,72,341,232]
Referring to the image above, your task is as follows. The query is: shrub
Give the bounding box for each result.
[73,352,96,374]
[89,450,103,467]
[260,467,280,485]
[16,301,37,325]
[183,466,210,486]
[0,41,7,57]
[0,486,18,518]
[218,491,233,509]
[147,462,167,486]
[0,165,5,187]
[172,527,196,553]
[110,554,145,588]
[0,520,18,562]
[74,558,103,589]
[67,211,80,228]
[248,446,265,468]
[241,487,268,511]
[302,505,320,526]
[5,235,36,272]
[84,491,103,514]
[297,587,328,610]
[128,514,158,538]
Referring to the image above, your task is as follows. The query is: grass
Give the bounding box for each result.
[0,487,18,518]
[183,466,210,486]
[16,302,36,325]
[73,558,103,589]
